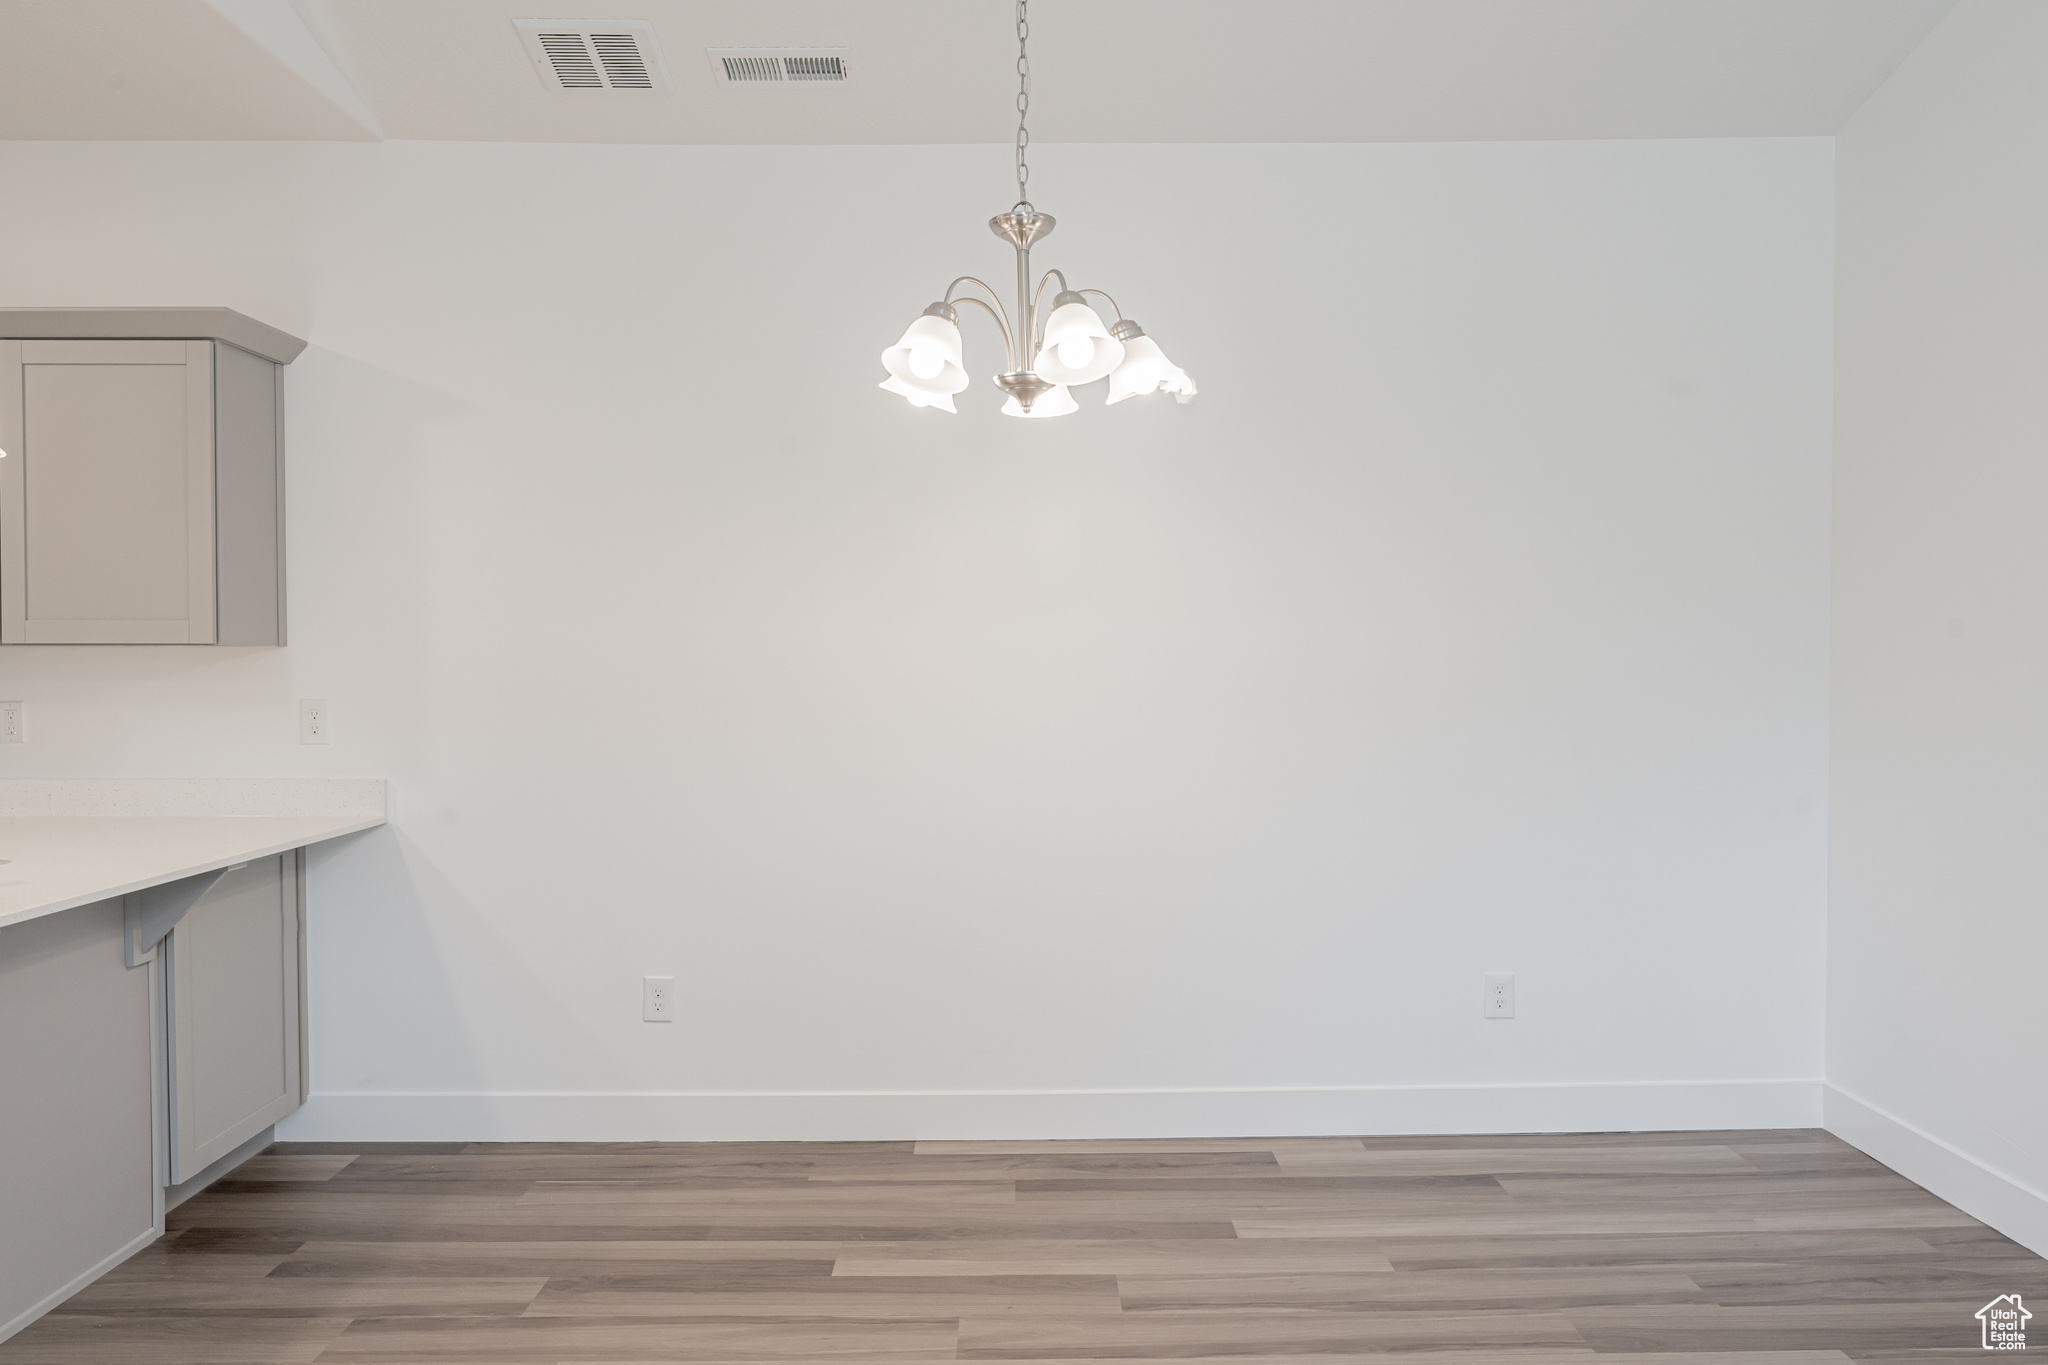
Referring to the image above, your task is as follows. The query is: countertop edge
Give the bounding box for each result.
[0,814,387,932]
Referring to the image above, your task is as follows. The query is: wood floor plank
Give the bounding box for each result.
[464,1141,915,1158]
[182,1215,1246,1242]
[1016,1174,1508,1195]
[1376,1229,1949,1269]
[335,1155,820,1182]
[806,1153,1286,1182]
[1358,1130,1825,1151]
[220,1177,546,1198]
[168,1191,530,1224]
[956,1307,1589,1356]
[1563,1302,1992,1353]
[1915,1223,2043,1257]
[98,1247,291,1283]
[1275,1144,1763,1175]
[516,1182,1019,1209]
[1683,1255,2048,1305]
[521,1273,1125,1318]
[0,1315,354,1363]
[1011,1177,1519,1215]
[271,1142,467,1156]
[831,1237,1396,1277]
[1494,1173,1933,1201]
[1239,1198,1987,1240]
[311,1314,958,1361]
[234,1155,361,1181]
[51,1277,549,1318]
[1749,1207,1986,1233]
[275,1243,847,1279]
[846,1357,1855,1365]
[1235,1209,1775,1238]
[1114,1265,1714,1312]
[912,1139,1367,1156]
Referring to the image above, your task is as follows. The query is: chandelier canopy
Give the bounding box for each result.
[878,0,1195,418]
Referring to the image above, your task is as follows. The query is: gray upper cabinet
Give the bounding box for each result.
[0,308,306,646]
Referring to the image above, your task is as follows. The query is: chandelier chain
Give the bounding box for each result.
[1014,0,1031,210]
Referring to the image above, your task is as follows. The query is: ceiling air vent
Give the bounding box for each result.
[514,20,673,91]
[707,48,851,85]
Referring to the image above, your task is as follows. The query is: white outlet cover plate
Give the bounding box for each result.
[1484,971,1516,1019]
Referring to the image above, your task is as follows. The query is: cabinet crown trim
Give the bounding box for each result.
[0,308,305,365]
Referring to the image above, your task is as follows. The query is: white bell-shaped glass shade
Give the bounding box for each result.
[1032,302,1123,385]
[1163,366,1197,404]
[1000,384,1079,419]
[879,374,958,413]
[1105,333,1179,404]
[880,313,969,399]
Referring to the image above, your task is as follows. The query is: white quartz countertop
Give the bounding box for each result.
[0,780,387,930]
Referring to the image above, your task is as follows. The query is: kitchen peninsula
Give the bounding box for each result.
[0,779,386,1343]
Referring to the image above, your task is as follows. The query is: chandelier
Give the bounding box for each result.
[877,0,1196,418]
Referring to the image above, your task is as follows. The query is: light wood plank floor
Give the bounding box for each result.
[4,1128,2042,1363]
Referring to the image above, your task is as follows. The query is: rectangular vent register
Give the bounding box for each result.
[708,48,850,84]
[515,19,672,90]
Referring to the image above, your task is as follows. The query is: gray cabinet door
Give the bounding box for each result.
[0,899,159,1339]
[0,338,216,643]
[164,855,302,1183]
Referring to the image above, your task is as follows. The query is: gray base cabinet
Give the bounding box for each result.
[0,853,307,1343]
[164,855,303,1184]
[0,901,159,1341]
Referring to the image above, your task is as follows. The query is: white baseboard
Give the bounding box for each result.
[1825,1083,2048,1258]
[277,1079,1821,1144]
[0,1224,157,1348]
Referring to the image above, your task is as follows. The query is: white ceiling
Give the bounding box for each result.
[0,0,377,140]
[0,0,1959,145]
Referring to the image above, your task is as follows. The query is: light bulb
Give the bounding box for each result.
[880,310,968,403]
[1035,300,1123,384]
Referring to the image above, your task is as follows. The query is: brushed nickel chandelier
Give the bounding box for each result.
[877,0,1195,418]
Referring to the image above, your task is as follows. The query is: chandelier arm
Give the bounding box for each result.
[1079,289,1124,321]
[949,295,1017,373]
[943,276,1005,310]
[943,276,1018,367]
[1029,268,1070,354]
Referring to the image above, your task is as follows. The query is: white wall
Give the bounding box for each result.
[1829,0,2048,1253]
[0,137,1834,1138]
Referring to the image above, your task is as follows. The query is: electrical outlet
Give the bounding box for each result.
[299,699,329,745]
[642,975,675,1023]
[0,701,23,743]
[1484,972,1515,1019]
